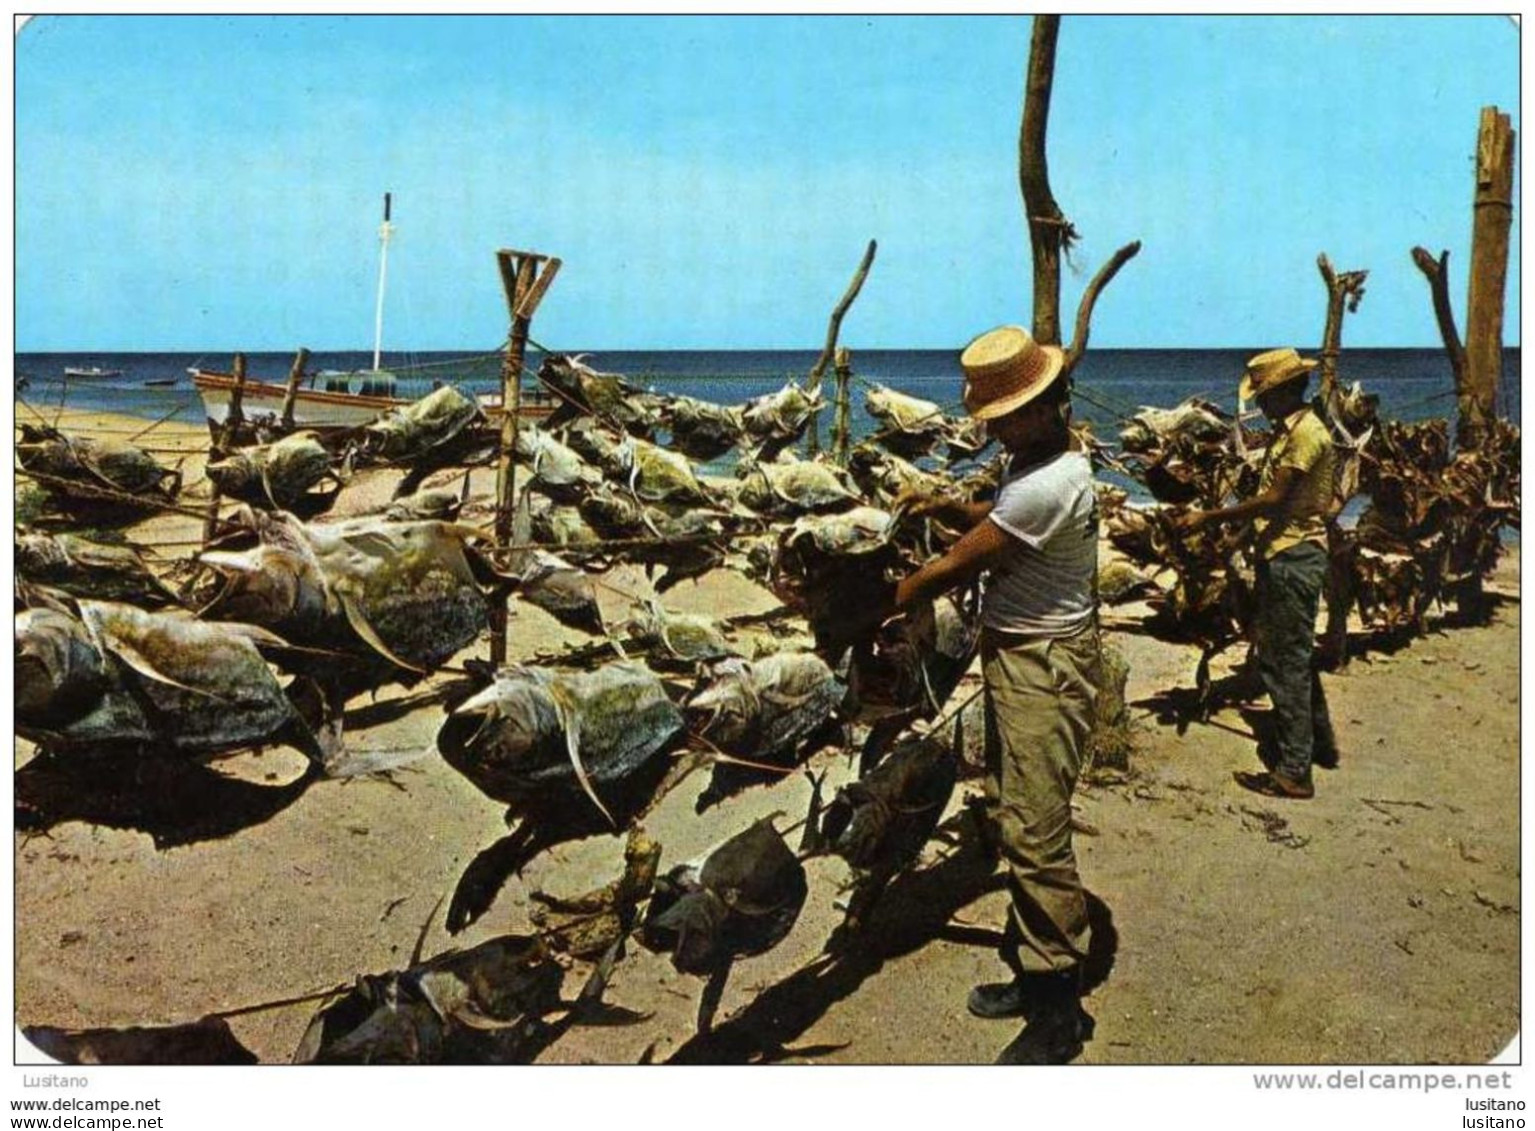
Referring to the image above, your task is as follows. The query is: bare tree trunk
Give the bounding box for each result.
[1315,253,1367,411]
[1463,106,1515,451]
[805,240,877,455]
[831,347,854,465]
[1020,15,1065,344]
[1062,240,1142,378]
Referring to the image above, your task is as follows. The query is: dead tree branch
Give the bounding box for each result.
[1063,240,1142,378]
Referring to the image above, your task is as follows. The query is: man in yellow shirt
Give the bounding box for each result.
[1176,348,1339,799]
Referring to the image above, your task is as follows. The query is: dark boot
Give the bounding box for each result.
[968,979,1031,1019]
[994,971,1085,1065]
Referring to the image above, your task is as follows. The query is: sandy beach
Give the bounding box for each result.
[14,408,1521,1065]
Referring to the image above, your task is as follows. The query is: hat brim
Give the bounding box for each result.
[964,345,1067,420]
[1239,358,1317,402]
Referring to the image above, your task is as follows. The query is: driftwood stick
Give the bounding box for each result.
[805,239,877,455]
[1062,240,1142,377]
[1410,247,1467,387]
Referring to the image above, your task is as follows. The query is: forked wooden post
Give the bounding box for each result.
[489,248,561,664]
[280,347,311,431]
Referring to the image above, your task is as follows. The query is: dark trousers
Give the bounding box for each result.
[1254,541,1335,782]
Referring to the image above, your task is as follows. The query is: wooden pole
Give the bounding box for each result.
[1315,254,1368,412]
[831,347,853,465]
[805,239,877,456]
[1020,15,1065,345]
[490,249,560,664]
[1462,105,1515,450]
[280,347,311,432]
[224,353,248,444]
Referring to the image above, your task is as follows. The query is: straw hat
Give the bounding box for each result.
[1239,347,1318,401]
[960,325,1066,420]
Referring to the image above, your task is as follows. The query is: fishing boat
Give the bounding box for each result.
[191,194,553,429]
[62,365,124,380]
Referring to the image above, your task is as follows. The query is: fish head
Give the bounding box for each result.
[204,452,258,495]
[196,546,321,627]
[15,606,108,724]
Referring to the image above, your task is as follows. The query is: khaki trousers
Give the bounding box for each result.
[981,622,1101,975]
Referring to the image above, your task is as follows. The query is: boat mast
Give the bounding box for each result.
[372,192,394,372]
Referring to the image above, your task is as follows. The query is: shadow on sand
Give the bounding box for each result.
[15,749,316,849]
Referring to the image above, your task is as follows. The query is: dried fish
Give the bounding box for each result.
[618,436,716,506]
[740,381,824,459]
[846,443,951,509]
[661,394,746,461]
[817,731,957,936]
[294,933,565,1064]
[439,661,685,931]
[642,816,808,976]
[686,652,844,763]
[205,431,341,513]
[199,510,488,683]
[438,660,684,818]
[624,599,736,668]
[359,384,486,464]
[1118,397,1232,453]
[15,598,317,761]
[16,425,181,511]
[863,382,952,458]
[16,531,181,608]
[846,592,980,727]
[516,425,600,501]
[538,354,662,436]
[737,455,859,517]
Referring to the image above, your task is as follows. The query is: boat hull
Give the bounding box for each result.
[191,370,553,429]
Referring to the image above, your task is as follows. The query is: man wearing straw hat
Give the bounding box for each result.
[885,324,1101,1065]
[1176,347,1339,800]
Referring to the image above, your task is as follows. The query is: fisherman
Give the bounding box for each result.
[1174,347,1340,799]
[878,324,1101,1066]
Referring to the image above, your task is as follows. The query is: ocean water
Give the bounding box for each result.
[13,347,1521,444]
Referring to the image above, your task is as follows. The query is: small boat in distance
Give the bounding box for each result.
[63,365,124,380]
[143,377,178,387]
[190,367,554,429]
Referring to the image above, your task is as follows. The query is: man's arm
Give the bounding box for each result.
[894,489,994,532]
[893,516,1013,609]
[1176,465,1303,534]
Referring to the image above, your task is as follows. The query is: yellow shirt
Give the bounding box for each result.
[1253,406,1335,559]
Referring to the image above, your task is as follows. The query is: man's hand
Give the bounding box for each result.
[1173,509,1211,536]
[891,487,947,521]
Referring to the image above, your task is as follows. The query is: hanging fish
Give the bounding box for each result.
[685,651,846,812]
[737,455,859,517]
[358,384,486,464]
[623,598,737,668]
[17,425,181,512]
[740,382,824,459]
[15,597,324,763]
[641,816,808,1031]
[661,394,747,461]
[205,431,342,514]
[293,933,566,1065]
[198,510,489,685]
[538,355,663,437]
[16,531,181,608]
[814,731,958,940]
[437,660,685,931]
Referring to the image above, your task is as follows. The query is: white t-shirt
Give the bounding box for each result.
[982,449,1098,637]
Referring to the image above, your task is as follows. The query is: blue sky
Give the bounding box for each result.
[14,14,1521,350]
